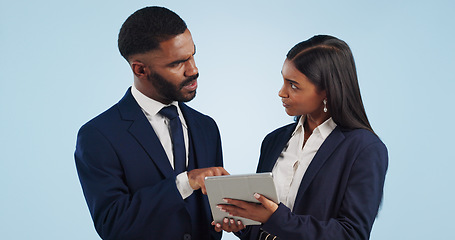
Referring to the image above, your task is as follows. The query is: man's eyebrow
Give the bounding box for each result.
[168,58,188,66]
[167,45,196,66]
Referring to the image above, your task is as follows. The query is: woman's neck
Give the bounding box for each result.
[305,113,330,133]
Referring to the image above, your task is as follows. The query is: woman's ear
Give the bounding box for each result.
[320,89,327,99]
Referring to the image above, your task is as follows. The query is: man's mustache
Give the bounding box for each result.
[179,73,199,88]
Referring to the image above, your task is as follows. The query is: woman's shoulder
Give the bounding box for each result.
[265,122,297,139]
[339,127,386,149]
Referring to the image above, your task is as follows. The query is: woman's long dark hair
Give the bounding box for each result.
[287,35,374,133]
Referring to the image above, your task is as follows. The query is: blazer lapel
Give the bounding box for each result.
[294,127,345,204]
[179,103,210,169]
[117,88,174,178]
[259,123,296,173]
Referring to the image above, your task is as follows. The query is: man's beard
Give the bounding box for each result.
[148,72,198,103]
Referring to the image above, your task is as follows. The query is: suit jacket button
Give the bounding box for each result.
[183,233,191,240]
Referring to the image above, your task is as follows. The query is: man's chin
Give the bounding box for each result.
[179,91,196,102]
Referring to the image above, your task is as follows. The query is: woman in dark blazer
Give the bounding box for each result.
[214,35,388,239]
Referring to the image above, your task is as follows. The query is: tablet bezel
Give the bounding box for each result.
[204,172,278,225]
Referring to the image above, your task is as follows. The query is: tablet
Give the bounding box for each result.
[204,172,278,225]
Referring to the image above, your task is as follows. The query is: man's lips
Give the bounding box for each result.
[183,79,198,91]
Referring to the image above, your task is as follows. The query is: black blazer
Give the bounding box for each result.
[238,122,388,240]
[75,88,223,240]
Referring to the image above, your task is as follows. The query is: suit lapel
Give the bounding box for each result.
[294,127,345,205]
[179,103,209,169]
[259,123,296,173]
[117,88,174,177]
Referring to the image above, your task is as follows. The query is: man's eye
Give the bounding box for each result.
[170,61,185,67]
[290,83,297,89]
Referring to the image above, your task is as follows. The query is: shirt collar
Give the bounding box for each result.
[292,116,337,140]
[292,117,305,136]
[131,85,187,128]
[317,117,337,139]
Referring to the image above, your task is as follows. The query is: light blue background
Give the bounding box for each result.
[1,0,454,239]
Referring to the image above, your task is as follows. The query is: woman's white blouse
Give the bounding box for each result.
[272,117,337,211]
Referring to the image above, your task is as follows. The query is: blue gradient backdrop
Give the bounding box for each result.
[1,1,454,239]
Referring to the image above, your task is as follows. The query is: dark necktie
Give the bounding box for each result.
[159,105,186,174]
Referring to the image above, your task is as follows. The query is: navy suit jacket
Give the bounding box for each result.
[75,88,223,240]
[238,122,388,240]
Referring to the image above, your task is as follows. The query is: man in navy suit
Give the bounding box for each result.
[75,6,228,240]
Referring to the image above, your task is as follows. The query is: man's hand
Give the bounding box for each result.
[187,167,229,194]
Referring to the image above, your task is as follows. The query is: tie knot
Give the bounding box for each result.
[159,105,179,120]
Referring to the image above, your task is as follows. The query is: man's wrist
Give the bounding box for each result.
[176,171,194,199]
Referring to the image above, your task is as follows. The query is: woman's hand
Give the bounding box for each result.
[212,218,245,233]
[217,193,278,224]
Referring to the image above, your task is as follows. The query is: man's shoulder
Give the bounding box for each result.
[179,102,216,122]
[80,88,137,129]
[79,103,122,132]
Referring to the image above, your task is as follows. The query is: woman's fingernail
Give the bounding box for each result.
[223,198,228,203]
[254,193,260,199]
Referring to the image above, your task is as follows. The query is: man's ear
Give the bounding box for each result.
[131,61,147,78]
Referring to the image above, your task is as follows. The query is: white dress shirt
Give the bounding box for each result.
[272,117,337,211]
[131,85,194,199]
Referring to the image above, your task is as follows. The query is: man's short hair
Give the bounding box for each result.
[118,6,187,61]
